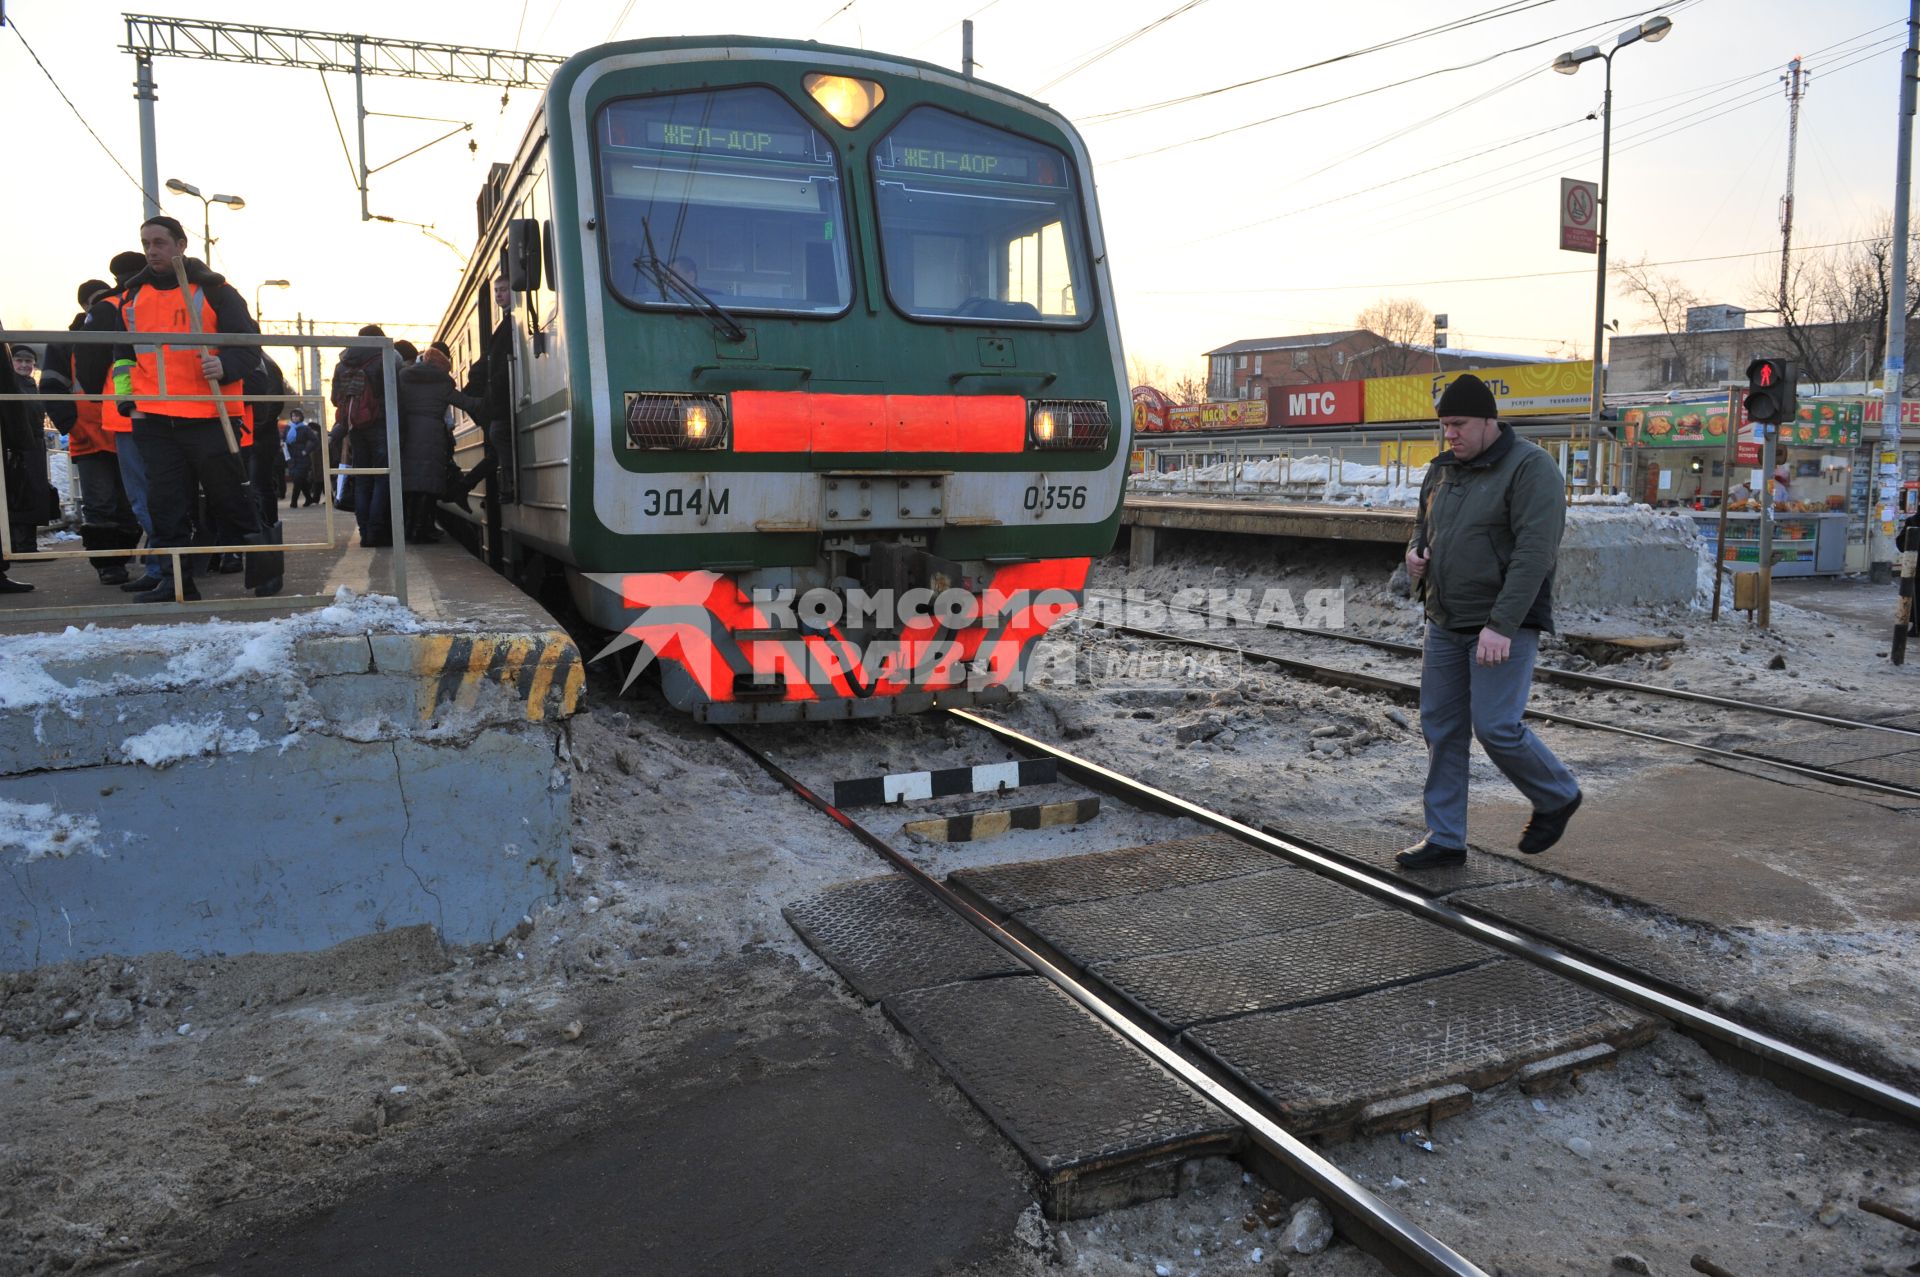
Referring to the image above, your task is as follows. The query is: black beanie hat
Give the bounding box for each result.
[1435,373,1498,419]
[109,251,147,283]
[77,278,111,307]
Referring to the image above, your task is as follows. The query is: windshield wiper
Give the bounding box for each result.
[636,216,748,344]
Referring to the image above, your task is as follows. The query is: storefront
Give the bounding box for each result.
[1622,399,1863,577]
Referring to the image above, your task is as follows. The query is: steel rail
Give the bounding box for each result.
[948,709,1920,1130]
[718,726,1492,1277]
[1082,589,1920,738]
[1087,617,1920,802]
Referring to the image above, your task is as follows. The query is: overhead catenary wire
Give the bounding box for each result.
[1033,0,1212,94]
[5,17,156,204]
[1103,0,1687,163]
[1136,236,1884,296]
[1187,20,1899,249]
[1083,0,1564,122]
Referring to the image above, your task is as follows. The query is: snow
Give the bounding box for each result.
[119,717,268,769]
[0,587,426,713]
[1,797,103,862]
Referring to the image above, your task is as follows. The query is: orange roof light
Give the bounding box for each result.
[805,73,884,128]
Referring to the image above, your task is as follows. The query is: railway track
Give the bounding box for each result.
[1081,602,1920,802]
[723,712,1920,1277]
[1083,588,1920,739]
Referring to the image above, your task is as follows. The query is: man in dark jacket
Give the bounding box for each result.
[2,341,58,593]
[101,215,264,602]
[45,279,144,584]
[1398,374,1582,867]
[396,342,485,541]
[285,409,322,506]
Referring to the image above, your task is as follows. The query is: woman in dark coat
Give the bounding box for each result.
[395,343,485,542]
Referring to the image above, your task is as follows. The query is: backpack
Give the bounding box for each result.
[346,366,382,429]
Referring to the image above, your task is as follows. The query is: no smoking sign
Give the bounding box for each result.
[1560,177,1599,253]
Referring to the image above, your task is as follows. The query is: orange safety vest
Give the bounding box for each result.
[69,394,117,456]
[125,279,244,420]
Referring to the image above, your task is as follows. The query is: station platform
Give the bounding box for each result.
[0,506,583,969]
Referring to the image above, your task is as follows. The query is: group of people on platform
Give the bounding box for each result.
[0,214,505,598]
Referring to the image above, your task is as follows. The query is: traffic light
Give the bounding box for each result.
[1744,357,1798,424]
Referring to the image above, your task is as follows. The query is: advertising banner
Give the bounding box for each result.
[1274,380,1364,426]
[1130,385,1174,434]
[1160,400,1270,432]
[1621,399,1863,454]
[1363,361,1593,422]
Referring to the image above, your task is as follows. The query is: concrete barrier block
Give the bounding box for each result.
[296,634,373,677]
[2,725,570,969]
[367,631,584,725]
[0,688,290,777]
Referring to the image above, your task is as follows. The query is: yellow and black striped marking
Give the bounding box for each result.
[905,797,1100,844]
[413,631,585,723]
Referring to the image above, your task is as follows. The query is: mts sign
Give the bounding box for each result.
[1276,380,1363,427]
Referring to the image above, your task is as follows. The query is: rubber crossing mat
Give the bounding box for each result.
[1833,749,1920,792]
[884,976,1237,1211]
[1740,731,1920,769]
[1014,866,1372,967]
[783,875,1028,1002]
[1092,911,1495,1032]
[951,833,1279,914]
[1268,820,1535,895]
[1454,880,1733,996]
[1186,959,1658,1134]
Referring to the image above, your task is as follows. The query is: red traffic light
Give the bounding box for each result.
[1759,363,1773,386]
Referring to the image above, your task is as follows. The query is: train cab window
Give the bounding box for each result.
[594,87,852,315]
[871,107,1091,326]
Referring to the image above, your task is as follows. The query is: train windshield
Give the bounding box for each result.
[595,87,852,316]
[872,107,1091,326]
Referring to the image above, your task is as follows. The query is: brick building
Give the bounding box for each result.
[1204,330,1546,403]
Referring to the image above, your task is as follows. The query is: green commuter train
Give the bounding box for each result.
[433,36,1129,722]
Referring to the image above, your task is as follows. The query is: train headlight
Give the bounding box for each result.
[805,74,885,128]
[1028,399,1110,451]
[624,392,728,450]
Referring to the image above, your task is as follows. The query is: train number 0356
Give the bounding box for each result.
[642,487,730,517]
[1024,484,1088,512]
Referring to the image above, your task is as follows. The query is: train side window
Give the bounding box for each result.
[870,106,1092,326]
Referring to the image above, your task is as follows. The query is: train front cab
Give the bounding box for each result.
[508,40,1131,721]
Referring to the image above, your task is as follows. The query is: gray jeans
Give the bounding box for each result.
[1420,623,1579,848]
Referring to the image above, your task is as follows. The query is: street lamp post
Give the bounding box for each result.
[1555,16,1674,432]
[255,279,291,322]
[163,177,245,265]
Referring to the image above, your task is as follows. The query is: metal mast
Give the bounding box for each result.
[1873,3,1919,583]
[1777,57,1807,315]
[119,13,566,221]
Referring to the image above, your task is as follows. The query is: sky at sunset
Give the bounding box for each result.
[1,0,1911,387]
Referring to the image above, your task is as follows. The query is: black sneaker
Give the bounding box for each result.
[1395,840,1467,869]
[97,565,131,586]
[134,578,200,603]
[120,572,166,593]
[1518,791,1583,855]
[214,553,244,574]
[0,574,33,594]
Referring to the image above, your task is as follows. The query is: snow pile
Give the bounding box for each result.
[1,798,103,861]
[0,587,425,713]
[120,717,270,769]
[1136,454,1429,507]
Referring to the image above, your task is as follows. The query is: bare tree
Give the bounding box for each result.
[1170,371,1208,405]
[1352,297,1434,376]
[1612,255,1702,387]
[1751,218,1920,387]
[1127,355,1169,390]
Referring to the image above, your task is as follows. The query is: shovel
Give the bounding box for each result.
[170,256,283,597]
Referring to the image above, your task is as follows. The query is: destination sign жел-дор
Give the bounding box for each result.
[885,147,1033,180]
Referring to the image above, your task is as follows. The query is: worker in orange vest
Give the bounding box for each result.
[100,216,263,602]
[43,278,144,585]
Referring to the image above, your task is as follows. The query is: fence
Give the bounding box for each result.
[0,328,408,620]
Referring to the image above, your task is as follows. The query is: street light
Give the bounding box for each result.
[1555,15,1673,429]
[164,177,246,266]
[255,279,291,321]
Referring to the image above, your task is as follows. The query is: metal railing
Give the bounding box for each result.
[1,329,408,620]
